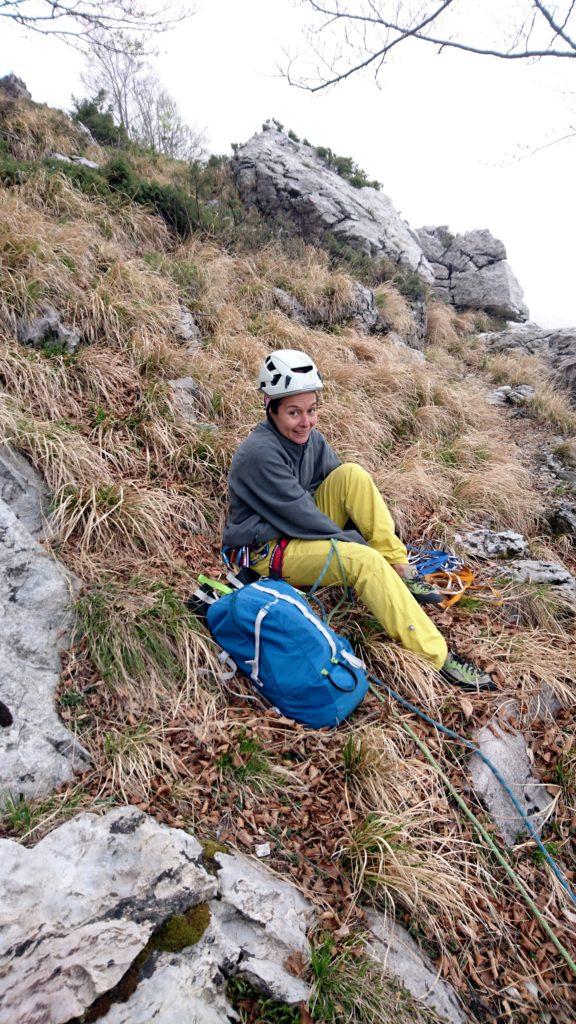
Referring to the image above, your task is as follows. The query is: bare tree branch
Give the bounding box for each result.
[0,0,191,51]
[290,1,576,92]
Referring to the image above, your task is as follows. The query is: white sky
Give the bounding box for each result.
[3,0,576,327]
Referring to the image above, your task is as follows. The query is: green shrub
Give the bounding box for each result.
[71,92,128,148]
[314,145,381,190]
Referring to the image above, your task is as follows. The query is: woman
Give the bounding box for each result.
[222,349,495,692]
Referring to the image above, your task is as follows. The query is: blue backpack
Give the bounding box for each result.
[206,579,368,728]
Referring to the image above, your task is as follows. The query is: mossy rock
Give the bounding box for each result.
[150,903,211,953]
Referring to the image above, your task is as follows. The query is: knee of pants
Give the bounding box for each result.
[339,542,383,580]
[331,462,369,483]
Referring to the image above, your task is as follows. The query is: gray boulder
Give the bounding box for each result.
[16,304,80,354]
[170,377,210,425]
[454,528,528,560]
[0,809,314,1024]
[0,444,49,538]
[501,559,576,599]
[0,808,218,1024]
[468,709,553,847]
[233,130,433,280]
[417,226,528,322]
[0,74,31,101]
[480,322,576,403]
[366,911,467,1024]
[550,504,576,538]
[48,151,101,170]
[176,304,202,349]
[0,461,88,804]
[486,384,534,407]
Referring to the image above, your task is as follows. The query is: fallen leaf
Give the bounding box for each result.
[284,951,306,976]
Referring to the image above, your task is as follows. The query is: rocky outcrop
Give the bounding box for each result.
[176,304,202,349]
[0,74,31,101]
[454,528,528,560]
[48,151,101,171]
[417,226,528,322]
[501,559,576,601]
[367,912,467,1024]
[480,323,576,403]
[487,384,534,407]
[0,808,218,1024]
[273,280,379,333]
[16,304,80,355]
[232,129,433,280]
[0,446,87,804]
[469,709,553,846]
[0,444,49,537]
[0,808,314,1024]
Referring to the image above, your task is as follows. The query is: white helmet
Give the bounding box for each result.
[258,349,323,399]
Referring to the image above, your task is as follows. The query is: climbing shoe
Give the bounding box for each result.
[440,653,497,692]
[403,576,444,606]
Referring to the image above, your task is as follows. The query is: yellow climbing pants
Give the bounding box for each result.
[252,462,447,669]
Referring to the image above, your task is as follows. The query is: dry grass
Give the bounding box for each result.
[0,397,113,490]
[426,300,477,347]
[50,483,205,563]
[0,96,103,163]
[338,806,480,930]
[374,281,414,335]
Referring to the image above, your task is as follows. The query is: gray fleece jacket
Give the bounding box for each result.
[222,419,365,548]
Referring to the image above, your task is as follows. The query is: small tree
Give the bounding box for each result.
[71,90,129,147]
[132,74,207,160]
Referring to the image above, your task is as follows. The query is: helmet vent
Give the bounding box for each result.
[270,373,282,386]
[292,364,313,373]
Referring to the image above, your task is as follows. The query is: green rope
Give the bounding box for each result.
[369,685,576,976]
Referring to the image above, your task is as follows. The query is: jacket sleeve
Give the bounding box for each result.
[235,446,364,543]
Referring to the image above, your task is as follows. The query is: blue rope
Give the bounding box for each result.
[368,674,576,906]
[407,544,462,576]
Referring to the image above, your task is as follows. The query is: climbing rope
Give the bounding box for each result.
[368,684,576,977]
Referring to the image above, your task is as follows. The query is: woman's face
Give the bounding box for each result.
[270,392,319,445]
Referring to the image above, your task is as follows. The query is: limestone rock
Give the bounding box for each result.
[0,74,31,101]
[0,808,217,1024]
[98,940,235,1024]
[550,504,576,537]
[170,376,209,424]
[486,384,534,407]
[385,332,426,363]
[213,851,313,1002]
[0,810,316,1024]
[232,130,433,280]
[76,120,97,144]
[0,497,88,804]
[215,851,312,957]
[48,151,101,170]
[454,528,528,560]
[176,305,202,348]
[417,226,528,322]
[501,559,576,599]
[0,443,49,537]
[468,710,553,846]
[16,304,80,354]
[366,911,467,1024]
[480,323,576,403]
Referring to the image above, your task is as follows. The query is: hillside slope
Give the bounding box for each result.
[1,95,575,1023]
